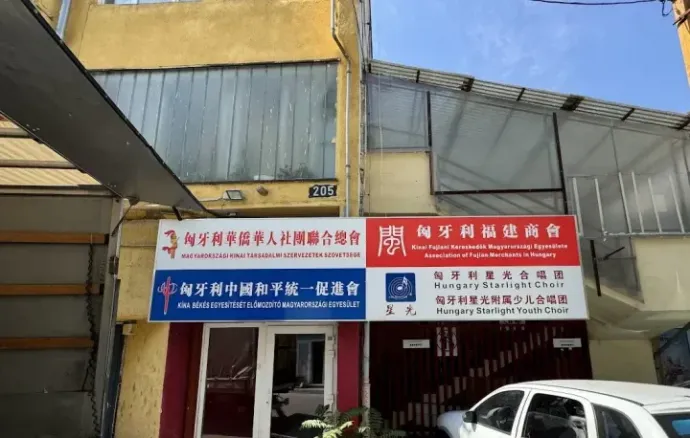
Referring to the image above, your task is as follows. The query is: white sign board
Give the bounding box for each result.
[366,215,587,321]
[553,338,582,349]
[403,339,431,349]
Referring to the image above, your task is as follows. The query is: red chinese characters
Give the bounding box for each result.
[178,229,362,248]
[366,216,580,268]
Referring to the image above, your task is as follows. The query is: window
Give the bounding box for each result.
[93,63,337,183]
[594,405,641,438]
[474,390,524,434]
[655,413,690,437]
[521,393,587,438]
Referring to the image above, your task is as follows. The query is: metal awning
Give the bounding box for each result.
[0,0,205,211]
[369,60,690,130]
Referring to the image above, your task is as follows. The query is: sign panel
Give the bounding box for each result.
[365,216,587,321]
[553,338,583,349]
[149,215,586,322]
[403,339,431,349]
[309,184,338,198]
[149,218,366,322]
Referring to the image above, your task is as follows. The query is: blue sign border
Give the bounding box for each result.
[149,268,366,322]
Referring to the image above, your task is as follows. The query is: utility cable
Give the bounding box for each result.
[529,0,656,5]
[529,0,672,17]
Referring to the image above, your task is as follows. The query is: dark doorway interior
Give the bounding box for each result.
[311,341,325,385]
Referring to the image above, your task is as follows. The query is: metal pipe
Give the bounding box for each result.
[358,78,366,216]
[551,113,569,213]
[603,231,689,237]
[648,176,662,232]
[590,240,602,297]
[0,159,74,169]
[594,178,606,235]
[56,0,72,39]
[618,172,632,234]
[331,0,352,217]
[356,0,366,217]
[669,173,685,233]
[0,127,29,138]
[571,178,583,236]
[631,172,644,233]
[362,321,371,428]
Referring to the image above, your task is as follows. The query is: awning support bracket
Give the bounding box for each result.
[109,197,139,238]
[172,206,184,221]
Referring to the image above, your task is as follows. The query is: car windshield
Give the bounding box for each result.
[655,413,690,437]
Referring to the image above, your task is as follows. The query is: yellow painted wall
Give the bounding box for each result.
[118,220,158,321]
[634,237,690,310]
[115,323,170,438]
[33,0,61,27]
[589,339,658,384]
[64,0,362,217]
[365,152,437,215]
[67,0,336,69]
[61,0,363,435]
[673,0,690,87]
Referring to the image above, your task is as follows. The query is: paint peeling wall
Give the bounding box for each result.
[61,0,362,436]
[115,322,170,438]
[64,0,362,216]
[118,221,158,322]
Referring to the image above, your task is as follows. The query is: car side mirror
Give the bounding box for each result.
[462,411,477,424]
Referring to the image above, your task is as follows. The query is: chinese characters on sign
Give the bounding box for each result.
[171,278,361,299]
[149,218,366,322]
[149,216,586,322]
[365,216,587,321]
[178,228,361,250]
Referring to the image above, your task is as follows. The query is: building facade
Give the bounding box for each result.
[363,60,690,432]
[17,0,690,437]
[54,0,367,436]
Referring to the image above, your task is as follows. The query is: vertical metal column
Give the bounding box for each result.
[552,113,569,214]
[427,91,435,195]
[589,240,602,298]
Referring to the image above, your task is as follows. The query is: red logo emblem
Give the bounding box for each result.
[162,230,178,259]
[157,276,178,315]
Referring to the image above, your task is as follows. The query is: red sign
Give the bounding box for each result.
[365,215,580,268]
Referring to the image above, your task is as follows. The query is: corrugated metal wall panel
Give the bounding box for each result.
[93,63,338,183]
[0,137,63,161]
[0,196,115,438]
[0,168,97,186]
[0,121,98,187]
[367,74,689,187]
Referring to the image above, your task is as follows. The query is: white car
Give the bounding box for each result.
[436,380,690,438]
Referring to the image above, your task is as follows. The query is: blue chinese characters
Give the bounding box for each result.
[149,268,366,321]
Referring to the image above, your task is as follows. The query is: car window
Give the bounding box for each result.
[594,405,641,438]
[654,413,690,437]
[474,390,525,435]
[521,393,587,438]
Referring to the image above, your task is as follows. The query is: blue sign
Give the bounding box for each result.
[149,268,366,321]
[385,273,416,302]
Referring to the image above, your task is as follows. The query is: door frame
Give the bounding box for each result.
[194,322,337,438]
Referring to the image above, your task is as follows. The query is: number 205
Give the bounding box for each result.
[309,184,336,198]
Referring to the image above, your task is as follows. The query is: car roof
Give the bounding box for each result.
[504,380,690,408]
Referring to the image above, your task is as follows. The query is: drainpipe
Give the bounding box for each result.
[355,0,366,218]
[332,2,371,425]
[355,0,371,421]
[55,0,71,39]
[331,0,352,217]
